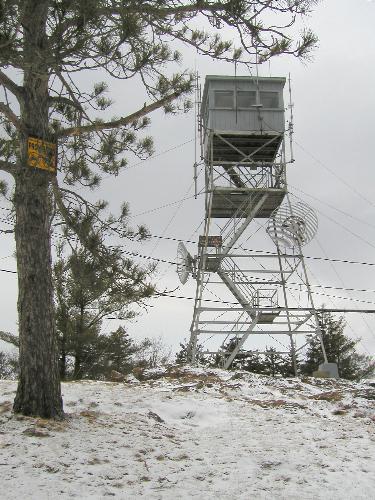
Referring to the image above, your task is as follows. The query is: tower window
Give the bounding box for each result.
[237,91,257,108]
[260,92,279,108]
[214,90,234,108]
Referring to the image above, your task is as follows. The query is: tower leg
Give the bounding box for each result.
[289,334,298,376]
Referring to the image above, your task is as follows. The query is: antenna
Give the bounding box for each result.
[266,199,318,248]
[288,73,295,163]
[176,241,194,284]
[193,71,199,199]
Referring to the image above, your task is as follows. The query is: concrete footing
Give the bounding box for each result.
[313,362,339,379]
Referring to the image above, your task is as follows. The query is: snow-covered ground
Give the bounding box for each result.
[0,367,374,499]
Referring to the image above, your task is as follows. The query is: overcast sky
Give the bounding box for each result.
[1,0,375,358]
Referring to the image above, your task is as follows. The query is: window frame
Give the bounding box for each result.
[259,91,280,109]
[236,90,257,109]
[213,90,235,109]
[212,89,281,110]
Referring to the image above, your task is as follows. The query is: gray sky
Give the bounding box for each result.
[1,0,375,357]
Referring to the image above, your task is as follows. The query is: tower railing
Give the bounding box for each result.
[219,256,257,310]
[219,191,266,246]
[213,164,286,190]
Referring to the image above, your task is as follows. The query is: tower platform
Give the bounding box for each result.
[208,132,283,165]
[258,311,281,323]
[211,187,286,219]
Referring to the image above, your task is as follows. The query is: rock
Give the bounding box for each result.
[148,411,165,423]
[312,370,331,379]
[332,408,348,415]
[23,427,50,438]
[314,363,339,379]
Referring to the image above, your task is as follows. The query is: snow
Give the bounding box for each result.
[0,368,374,499]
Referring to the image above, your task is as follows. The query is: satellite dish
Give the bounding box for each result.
[176,241,193,284]
[266,199,318,248]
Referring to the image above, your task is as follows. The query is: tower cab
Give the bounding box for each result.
[200,75,287,219]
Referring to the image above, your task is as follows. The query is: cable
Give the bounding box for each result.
[4,239,375,300]
[150,166,204,284]
[294,139,375,210]
[3,243,375,299]
[286,285,375,307]
[289,192,375,251]
[98,138,195,184]
[290,184,375,232]
[126,139,195,171]
[0,254,13,261]
[306,262,373,356]
[118,249,176,266]
[104,291,375,317]
[129,191,205,219]
[316,237,375,350]
[145,232,375,269]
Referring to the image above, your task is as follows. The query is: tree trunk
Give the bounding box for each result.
[13,0,63,418]
[13,172,62,417]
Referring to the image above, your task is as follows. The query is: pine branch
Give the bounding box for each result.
[0,70,23,100]
[122,1,224,16]
[0,330,19,347]
[57,90,183,137]
[49,95,83,112]
[52,178,88,246]
[0,102,24,131]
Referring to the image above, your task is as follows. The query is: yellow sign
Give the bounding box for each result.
[27,136,57,173]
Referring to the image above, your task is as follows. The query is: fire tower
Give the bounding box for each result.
[177,75,332,374]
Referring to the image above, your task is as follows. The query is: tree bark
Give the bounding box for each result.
[13,0,63,418]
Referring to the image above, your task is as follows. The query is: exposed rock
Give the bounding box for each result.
[23,427,50,438]
[148,411,165,423]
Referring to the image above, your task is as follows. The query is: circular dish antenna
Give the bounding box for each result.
[266,200,318,248]
[177,241,193,284]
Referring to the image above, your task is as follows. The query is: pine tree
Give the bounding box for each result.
[102,327,139,375]
[78,326,140,379]
[54,234,154,379]
[301,311,375,380]
[176,339,207,365]
[263,347,284,377]
[237,350,264,374]
[0,0,319,417]
[216,337,264,372]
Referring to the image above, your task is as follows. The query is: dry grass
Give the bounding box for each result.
[0,401,12,414]
[246,399,306,409]
[308,391,343,402]
[79,409,100,424]
[133,366,222,387]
